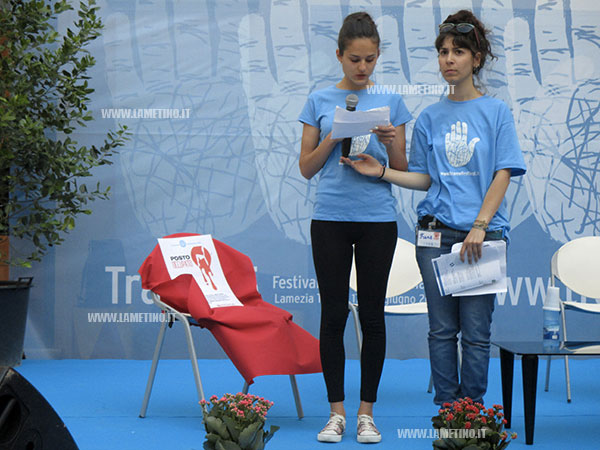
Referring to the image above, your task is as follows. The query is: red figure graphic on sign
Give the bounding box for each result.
[191,246,217,290]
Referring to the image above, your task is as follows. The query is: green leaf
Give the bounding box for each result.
[65,216,75,230]
[222,416,240,442]
[249,431,265,450]
[205,433,220,444]
[215,441,241,450]
[432,438,451,449]
[238,421,262,448]
[263,425,279,444]
[205,417,230,441]
[448,437,468,447]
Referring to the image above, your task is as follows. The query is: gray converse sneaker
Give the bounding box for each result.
[357,414,381,443]
[317,413,346,443]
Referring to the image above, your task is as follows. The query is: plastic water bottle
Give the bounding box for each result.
[543,286,561,348]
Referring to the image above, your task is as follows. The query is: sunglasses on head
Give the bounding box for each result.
[439,23,474,33]
[438,22,481,47]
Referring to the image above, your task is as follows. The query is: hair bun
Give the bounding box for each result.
[338,12,380,54]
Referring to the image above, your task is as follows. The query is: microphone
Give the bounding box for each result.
[341,94,359,158]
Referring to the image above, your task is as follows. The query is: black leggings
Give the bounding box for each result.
[311,220,397,403]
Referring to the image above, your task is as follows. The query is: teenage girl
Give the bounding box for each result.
[299,11,412,443]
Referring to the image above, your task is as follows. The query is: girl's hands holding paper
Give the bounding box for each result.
[371,123,396,145]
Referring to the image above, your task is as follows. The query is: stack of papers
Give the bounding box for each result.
[432,240,507,297]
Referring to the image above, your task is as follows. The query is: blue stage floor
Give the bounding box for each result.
[15,357,599,449]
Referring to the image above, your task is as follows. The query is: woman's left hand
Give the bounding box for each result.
[371,124,396,146]
[460,228,486,263]
[340,153,382,177]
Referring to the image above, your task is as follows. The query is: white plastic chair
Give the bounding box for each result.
[544,236,600,402]
[139,292,304,418]
[347,237,436,392]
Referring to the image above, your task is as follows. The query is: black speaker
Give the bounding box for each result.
[0,368,79,450]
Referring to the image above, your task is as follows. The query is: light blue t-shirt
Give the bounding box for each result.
[299,85,412,222]
[408,95,526,235]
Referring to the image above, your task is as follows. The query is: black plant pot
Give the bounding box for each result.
[0,278,33,367]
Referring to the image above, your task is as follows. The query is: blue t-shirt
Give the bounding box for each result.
[299,85,412,222]
[408,95,526,235]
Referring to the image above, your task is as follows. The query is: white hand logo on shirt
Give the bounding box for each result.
[445,121,480,168]
[349,135,371,157]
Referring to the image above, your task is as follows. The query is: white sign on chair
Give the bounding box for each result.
[158,235,243,308]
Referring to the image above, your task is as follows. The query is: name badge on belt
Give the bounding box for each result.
[417,230,441,248]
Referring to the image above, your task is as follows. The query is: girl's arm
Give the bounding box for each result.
[299,123,341,179]
[460,168,511,263]
[341,153,431,190]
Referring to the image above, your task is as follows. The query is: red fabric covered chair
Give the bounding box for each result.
[138,233,321,418]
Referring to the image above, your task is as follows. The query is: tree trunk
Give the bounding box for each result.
[0,235,8,281]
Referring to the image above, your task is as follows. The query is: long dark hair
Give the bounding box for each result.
[435,10,495,74]
[337,12,380,55]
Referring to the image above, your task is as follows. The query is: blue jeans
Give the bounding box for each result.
[415,225,503,405]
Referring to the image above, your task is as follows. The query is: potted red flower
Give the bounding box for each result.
[431,397,516,449]
[201,392,279,450]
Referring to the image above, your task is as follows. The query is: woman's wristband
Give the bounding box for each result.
[377,165,386,179]
[472,219,488,231]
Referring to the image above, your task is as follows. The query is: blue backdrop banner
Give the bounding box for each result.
[18,0,600,360]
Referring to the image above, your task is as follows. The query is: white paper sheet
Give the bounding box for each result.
[158,235,243,308]
[431,240,506,297]
[331,106,390,139]
[450,240,507,296]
